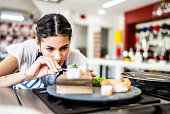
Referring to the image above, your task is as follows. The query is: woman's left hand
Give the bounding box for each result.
[87,69,97,78]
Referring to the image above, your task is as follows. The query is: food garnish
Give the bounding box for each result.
[93,76,105,87]
[69,64,78,68]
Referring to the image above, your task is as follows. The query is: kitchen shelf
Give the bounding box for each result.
[87,58,170,79]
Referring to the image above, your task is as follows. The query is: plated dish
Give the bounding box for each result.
[47,85,142,102]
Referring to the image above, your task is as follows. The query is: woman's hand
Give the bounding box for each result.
[87,69,97,78]
[26,56,61,80]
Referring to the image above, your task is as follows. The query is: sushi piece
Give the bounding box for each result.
[100,80,113,96]
[100,78,131,95]
[111,78,131,92]
[121,78,131,89]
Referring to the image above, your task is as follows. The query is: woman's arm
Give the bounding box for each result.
[0,55,61,87]
[0,54,26,87]
[0,54,18,76]
[0,70,26,87]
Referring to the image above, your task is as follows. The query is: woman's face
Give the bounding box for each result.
[37,35,70,67]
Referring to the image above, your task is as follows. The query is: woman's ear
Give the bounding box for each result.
[35,37,41,51]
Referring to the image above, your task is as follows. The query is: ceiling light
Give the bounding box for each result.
[42,0,63,3]
[102,0,127,8]
[0,11,24,21]
[98,9,106,15]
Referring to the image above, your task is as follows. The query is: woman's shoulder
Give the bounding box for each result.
[68,48,84,56]
[22,39,37,46]
[67,48,87,63]
[69,48,80,53]
[22,39,38,51]
[67,48,87,66]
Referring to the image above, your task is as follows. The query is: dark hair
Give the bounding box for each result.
[36,13,72,43]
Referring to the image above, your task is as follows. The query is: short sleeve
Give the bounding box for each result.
[66,48,88,66]
[6,39,38,70]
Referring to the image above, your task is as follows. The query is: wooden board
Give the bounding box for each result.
[56,71,93,86]
[56,71,93,94]
[56,85,93,94]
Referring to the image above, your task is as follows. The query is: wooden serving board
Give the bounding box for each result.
[56,85,93,94]
[56,71,93,94]
[56,71,93,86]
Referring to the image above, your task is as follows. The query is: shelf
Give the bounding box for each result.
[87,58,170,79]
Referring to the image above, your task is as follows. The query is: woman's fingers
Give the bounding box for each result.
[53,59,61,69]
[39,57,61,72]
[87,69,94,72]
[91,73,97,77]
[43,57,57,69]
[87,69,97,77]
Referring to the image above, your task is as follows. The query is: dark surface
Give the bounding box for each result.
[33,88,160,114]
[122,72,170,87]
[109,103,170,114]
[122,72,170,101]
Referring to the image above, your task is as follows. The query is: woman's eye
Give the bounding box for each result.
[47,48,53,51]
[61,47,68,50]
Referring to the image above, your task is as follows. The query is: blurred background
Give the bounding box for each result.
[0,0,170,79]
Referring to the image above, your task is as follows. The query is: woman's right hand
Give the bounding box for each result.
[25,56,61,80]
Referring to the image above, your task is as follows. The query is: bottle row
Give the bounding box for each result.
[122,48,170,64]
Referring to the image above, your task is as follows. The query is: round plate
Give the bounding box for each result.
[47,85,142,102]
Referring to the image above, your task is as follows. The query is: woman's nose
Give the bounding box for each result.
[54,51,62,60]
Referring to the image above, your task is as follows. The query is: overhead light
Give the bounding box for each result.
[0,11,24,21]
[102,0,127,8]
[42,0,63,3]
[98,9,106,15]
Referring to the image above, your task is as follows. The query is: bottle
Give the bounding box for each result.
[154,52,159,62]
[116,46,121,58]
[135,47,143,63]
[143,48,148,62]
[128,48,134,60]
[123,49,130,62]
[159,49,166,64]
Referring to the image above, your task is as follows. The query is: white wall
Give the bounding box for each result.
[33,0,125,59]
[73,24,87,48]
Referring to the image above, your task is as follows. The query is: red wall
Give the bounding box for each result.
[124,1,170,50]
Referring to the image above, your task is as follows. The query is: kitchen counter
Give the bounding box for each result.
[0,87,170,114]
[0,87,53,114]
[88,58,170,79]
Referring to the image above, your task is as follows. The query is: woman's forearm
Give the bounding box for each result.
[0,70,28,87]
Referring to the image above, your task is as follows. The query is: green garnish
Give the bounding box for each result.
[93,76,105,87]
[70,64,78,68]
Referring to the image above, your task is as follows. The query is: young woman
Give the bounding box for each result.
[0,13,95,89]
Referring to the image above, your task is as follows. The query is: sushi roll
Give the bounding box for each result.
[110,78,131,92]
[100,80,113,96]
[113,83,129,92]
[100,78,131,94]
[121,78,131,89]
